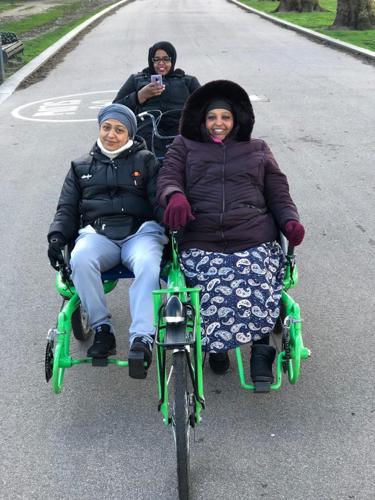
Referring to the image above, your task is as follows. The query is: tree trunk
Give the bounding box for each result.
[332,0,375,29]
[276,0,325,12]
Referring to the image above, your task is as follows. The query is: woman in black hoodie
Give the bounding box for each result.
[113,41,200,158]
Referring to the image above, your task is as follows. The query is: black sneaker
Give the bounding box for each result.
[250,344,276,392]
[209,352,230,374]
[128,337,153,379]
[87,324,116,359]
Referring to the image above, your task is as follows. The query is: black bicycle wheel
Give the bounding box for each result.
[172,351,191,500]
[273,301,286,335]
[71,305,92,341]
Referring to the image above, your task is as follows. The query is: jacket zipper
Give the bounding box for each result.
[110,159,124,212]
[220,145,226,241]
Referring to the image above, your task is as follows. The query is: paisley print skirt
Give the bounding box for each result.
[180,242,285,353]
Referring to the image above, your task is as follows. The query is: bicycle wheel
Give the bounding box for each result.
[71,304,92,341]
[172,351,191,500]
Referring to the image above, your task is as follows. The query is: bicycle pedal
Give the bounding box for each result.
[254,380,271,393]
[92,357,109,367]
[128,351,147,379]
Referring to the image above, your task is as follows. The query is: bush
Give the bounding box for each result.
[1,32,18,44]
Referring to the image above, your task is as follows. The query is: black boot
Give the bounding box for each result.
[209,352,230,374]
[128,337,153,379]
[87,324,116,359]
[250,344,276,393]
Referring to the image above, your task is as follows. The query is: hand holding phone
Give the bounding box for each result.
[138,75,164,104]
[151,74,163,86]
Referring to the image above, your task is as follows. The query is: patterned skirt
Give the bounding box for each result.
[180,242,285,353]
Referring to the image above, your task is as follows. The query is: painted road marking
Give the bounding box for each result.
[12,90,269,123]
[12,90,115,123]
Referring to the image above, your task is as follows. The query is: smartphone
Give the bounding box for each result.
[151,74,163,86]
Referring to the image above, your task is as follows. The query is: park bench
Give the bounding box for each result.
[1,40,24,64]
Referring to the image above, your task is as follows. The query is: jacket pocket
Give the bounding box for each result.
[92,215,142,240]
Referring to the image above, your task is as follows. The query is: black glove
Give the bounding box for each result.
[48,233,66,270]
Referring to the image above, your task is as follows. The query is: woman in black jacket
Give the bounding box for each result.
[113,41,200,158]
[47,104,167,376]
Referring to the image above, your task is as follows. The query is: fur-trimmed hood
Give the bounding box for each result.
[180,80,255,142]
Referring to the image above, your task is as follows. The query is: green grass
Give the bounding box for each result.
[0,1,21,14]
[21,13,101,65]
[0,2,84,35]
[240,0,375,51]
[0,1,114,76]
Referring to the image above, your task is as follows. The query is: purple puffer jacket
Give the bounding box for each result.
[157,79,300,253]
[157,135,299,253]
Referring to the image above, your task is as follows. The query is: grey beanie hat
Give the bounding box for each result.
[98,103,137,139]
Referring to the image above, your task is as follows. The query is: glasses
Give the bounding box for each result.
[152,57,172,64]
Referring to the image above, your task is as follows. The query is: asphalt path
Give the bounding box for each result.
[1,0,374,499]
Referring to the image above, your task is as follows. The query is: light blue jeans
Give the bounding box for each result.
[70,221,168,345]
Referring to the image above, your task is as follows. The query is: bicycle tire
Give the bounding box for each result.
[71,305,92,341]
[173,351,191,500]
[273,302,286,335]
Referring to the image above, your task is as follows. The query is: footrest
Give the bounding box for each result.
[253,377,272,393]
[92,357,109,367]
[128,351,147,379]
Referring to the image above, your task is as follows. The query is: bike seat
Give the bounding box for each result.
[101,261,168,282]
[101,264,134,281]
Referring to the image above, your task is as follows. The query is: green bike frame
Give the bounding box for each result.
[50,275,126,393]
[153,235,205,426]
[235,254,311,390]
[49,238,205,424]
[49,239,308,397]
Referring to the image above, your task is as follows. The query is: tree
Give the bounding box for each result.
[332,0,375,29]
[276,0,325,12]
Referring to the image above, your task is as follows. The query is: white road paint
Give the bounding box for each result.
[11,90,115,123]
[11,90,268,123]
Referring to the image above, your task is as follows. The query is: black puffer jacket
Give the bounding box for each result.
[157,80,300,253]
[49,138,162,242]
[113,68,200,157]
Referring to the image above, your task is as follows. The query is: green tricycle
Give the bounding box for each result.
[45,229,310,500]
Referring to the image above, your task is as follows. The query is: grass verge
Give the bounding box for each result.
[21,11,104,65]
[1,1,116,79]
[239,0,375,52]
[1,2,87,34]
[0,1,19,15]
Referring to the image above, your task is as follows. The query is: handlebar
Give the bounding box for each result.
[137,109,181,140]
[136,109,182,158]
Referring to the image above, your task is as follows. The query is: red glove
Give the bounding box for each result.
[163,193,195,230]
[284,220,305,246]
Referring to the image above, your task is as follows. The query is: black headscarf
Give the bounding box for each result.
[148,41,177,73]
[205,99,234,115]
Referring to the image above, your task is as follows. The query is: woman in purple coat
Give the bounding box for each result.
[157,80,305,387]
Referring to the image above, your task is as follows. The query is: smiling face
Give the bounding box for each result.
[99,119,129,151]
[205,108,234,141]
[152,49,172,76]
